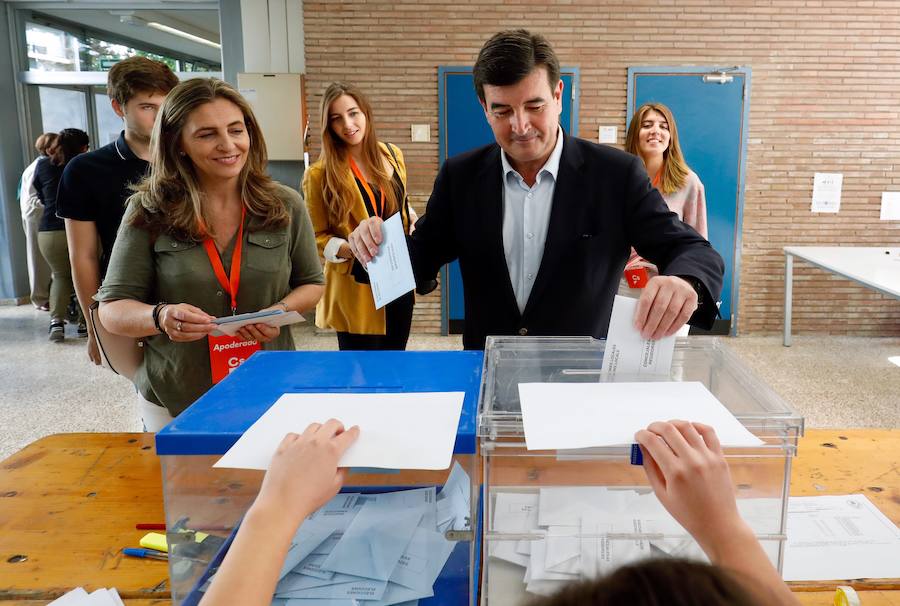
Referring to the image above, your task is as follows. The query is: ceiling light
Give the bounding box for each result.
[146,21,221,49]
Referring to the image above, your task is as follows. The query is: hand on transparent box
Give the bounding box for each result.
[254,419,360,528]
[635,420,799,605]
[634,420,740,551]
[200,421,360,606]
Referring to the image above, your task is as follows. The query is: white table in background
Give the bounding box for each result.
[783,246,900,346]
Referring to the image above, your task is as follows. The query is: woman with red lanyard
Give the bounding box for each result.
[97,79,324,431]
[621,103,709,314]
[303,82,417,350]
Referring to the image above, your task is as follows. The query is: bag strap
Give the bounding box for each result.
[88,301,117,375]
[385,143,413,226]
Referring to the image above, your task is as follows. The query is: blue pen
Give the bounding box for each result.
[123,547,168,561]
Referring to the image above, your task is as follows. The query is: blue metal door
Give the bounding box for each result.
[628,67,751,335]
[438,68,579,334]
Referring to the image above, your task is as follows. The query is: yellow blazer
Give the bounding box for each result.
[302,142,411,335]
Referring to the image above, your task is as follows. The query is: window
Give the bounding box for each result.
[94,89,123,146]
[26,20,219,73]
[38,86,88,134]
[26,22,79,71]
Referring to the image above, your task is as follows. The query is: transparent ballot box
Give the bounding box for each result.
[155,350,483,606]
[477,336,804,605]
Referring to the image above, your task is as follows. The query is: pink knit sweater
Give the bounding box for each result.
[627,169,708,269]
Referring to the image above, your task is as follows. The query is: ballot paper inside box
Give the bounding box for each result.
[155,350,484,606]
[476,336,804,606]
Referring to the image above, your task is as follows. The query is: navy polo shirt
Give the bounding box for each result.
[56,131,149,277]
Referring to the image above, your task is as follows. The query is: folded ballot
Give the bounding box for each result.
[200,462,472,606]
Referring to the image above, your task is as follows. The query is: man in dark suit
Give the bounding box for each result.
[349,29,724,350]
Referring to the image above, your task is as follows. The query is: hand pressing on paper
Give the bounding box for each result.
[634,420,741,550]
[635,421,799,606]
[347,216,385,266]
[253,419,360,527]
[633,275,697,340]
[200,421,360,606]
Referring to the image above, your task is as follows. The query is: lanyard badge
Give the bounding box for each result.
[201,208,260,383]
[349,157,386,218]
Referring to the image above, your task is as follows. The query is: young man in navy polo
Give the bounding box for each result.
[57,56,178,364]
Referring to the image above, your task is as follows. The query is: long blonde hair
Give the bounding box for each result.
[129,78,289,241]
[317,82,398,228]
[624,102,690,195]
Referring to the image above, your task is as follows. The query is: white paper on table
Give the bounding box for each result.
[811,172,843,213]
[783,494,900,581]
[881,192,900,220]
[214,391,465,470]
[601,296,675,380]
[519,381,764,451]
[48,588,123,606]
[366,213,416,309]
[48,589,90,606]
[211,310,305,337]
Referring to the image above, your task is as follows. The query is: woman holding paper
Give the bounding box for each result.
[97,78,324,430]
[303,82,416,351]
[622,103,708,290]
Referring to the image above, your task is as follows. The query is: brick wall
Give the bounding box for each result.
[303,0,900,336]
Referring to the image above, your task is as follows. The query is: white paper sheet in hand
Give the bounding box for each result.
[213,391,465,470]
[211,310,305,337]
[518,381,763,450]
[601,295,675,379]
[367,213,416,309]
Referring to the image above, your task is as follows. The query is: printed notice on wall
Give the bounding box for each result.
[811,172,843,213]
[881,192,900,221]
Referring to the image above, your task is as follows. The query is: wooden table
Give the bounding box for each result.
[1,430,898,604]
[0,433,166,602]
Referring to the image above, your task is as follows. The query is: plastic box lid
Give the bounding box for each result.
[156,350,484,456]
[477,336,804,442]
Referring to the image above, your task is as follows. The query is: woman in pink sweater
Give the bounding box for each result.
[623,103,708,282]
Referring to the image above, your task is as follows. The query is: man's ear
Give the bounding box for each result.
[111,98,126,119]
[554,78,564,103]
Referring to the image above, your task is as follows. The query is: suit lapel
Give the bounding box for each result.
[479,146,521,321]
[522,132,585,318]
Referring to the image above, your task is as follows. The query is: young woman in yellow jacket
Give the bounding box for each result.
[303,82,416,350]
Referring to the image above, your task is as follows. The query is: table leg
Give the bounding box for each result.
[784,252,793,347]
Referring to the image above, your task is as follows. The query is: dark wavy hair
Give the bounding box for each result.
[531,558,762,606]
[49,128,89,167]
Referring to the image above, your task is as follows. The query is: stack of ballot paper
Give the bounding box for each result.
[489,487,778,597]
[201,462,472,606]
[48,587,124,606]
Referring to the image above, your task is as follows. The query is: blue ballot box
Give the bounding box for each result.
[156,350,484,606]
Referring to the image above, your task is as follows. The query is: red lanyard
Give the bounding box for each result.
[349,157,385,218]
[651,167,663,189]
[201,208,245,314]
